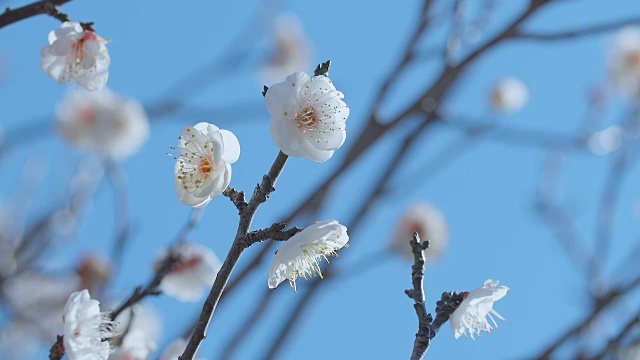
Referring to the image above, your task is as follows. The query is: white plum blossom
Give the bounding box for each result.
[390,202,448,263]
[159,243,222,302]
[57,88,149,160]
[609,27,640,97]
[159,339,188,360]
[265,71,350,162]
[41,21,110,91]
[260,14,312,87]
[490,77,529,114]
[110,305,161,360]
[268,220,349,291]
[63,289,116,360]
[172,123,240,208]
[450,279,509,340]
[588,126,623,155]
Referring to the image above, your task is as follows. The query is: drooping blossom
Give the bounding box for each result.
[450,279,509,339]
[390,202,448,263]
[268,220,349,291]
[159,339,188,360]
[260,14,312,86]
[109,305,161,360]
[41,22,110,91]
[171,123,240,208]
[159,243,222,302]
[490,77,529,114]
[265,71,349,162]
[57,88,149,160]
[63,289,116,360]
[609,27,640,97]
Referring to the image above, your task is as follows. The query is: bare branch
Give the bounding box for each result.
[516,16,640,41]
[534,273,640,359]
[179,151,289,360]
[0,0,73,30]
[405,233,433,360]
[590,311,640,360]
[110,249,180,321]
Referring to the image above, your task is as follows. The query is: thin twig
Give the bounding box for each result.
[516,16,640,41]
[110,250,180,321]
[405,232,433,360]
[48,335,64,360]
[534,273,640,359]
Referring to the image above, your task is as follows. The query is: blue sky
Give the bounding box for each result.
[1,0,640,359]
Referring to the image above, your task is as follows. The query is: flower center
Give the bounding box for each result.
[285,242,340,291]
[294,105,318,131]
[72,31,97,65]
[171,136,216,194]
[78,107,97,126]
[199,160,213,174]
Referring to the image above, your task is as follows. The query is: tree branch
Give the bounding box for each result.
[405,233,433,360]
[179,151,288,360]
[590,311,640,360]
[0,0,73,30]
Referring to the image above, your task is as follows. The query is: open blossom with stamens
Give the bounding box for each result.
[172,123,240,208]
[159,243,222,302]
[41,22,110,91]
[490,77,528,114]
[609,27,640,97]
[268,220,349,291]
[390,202,448,263]
[265,71,349,162]
[63,289,116,360]
[450,279,509,340]
[57,88,149,160]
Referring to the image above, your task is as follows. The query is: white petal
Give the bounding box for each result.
[219,129,240,163]
[297,137,334,162]
[265,71,310,118]
[270,117,305,157]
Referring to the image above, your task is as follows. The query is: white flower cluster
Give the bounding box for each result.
[167,69,352,292]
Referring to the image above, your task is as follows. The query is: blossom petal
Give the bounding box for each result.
[219,130,240,163]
